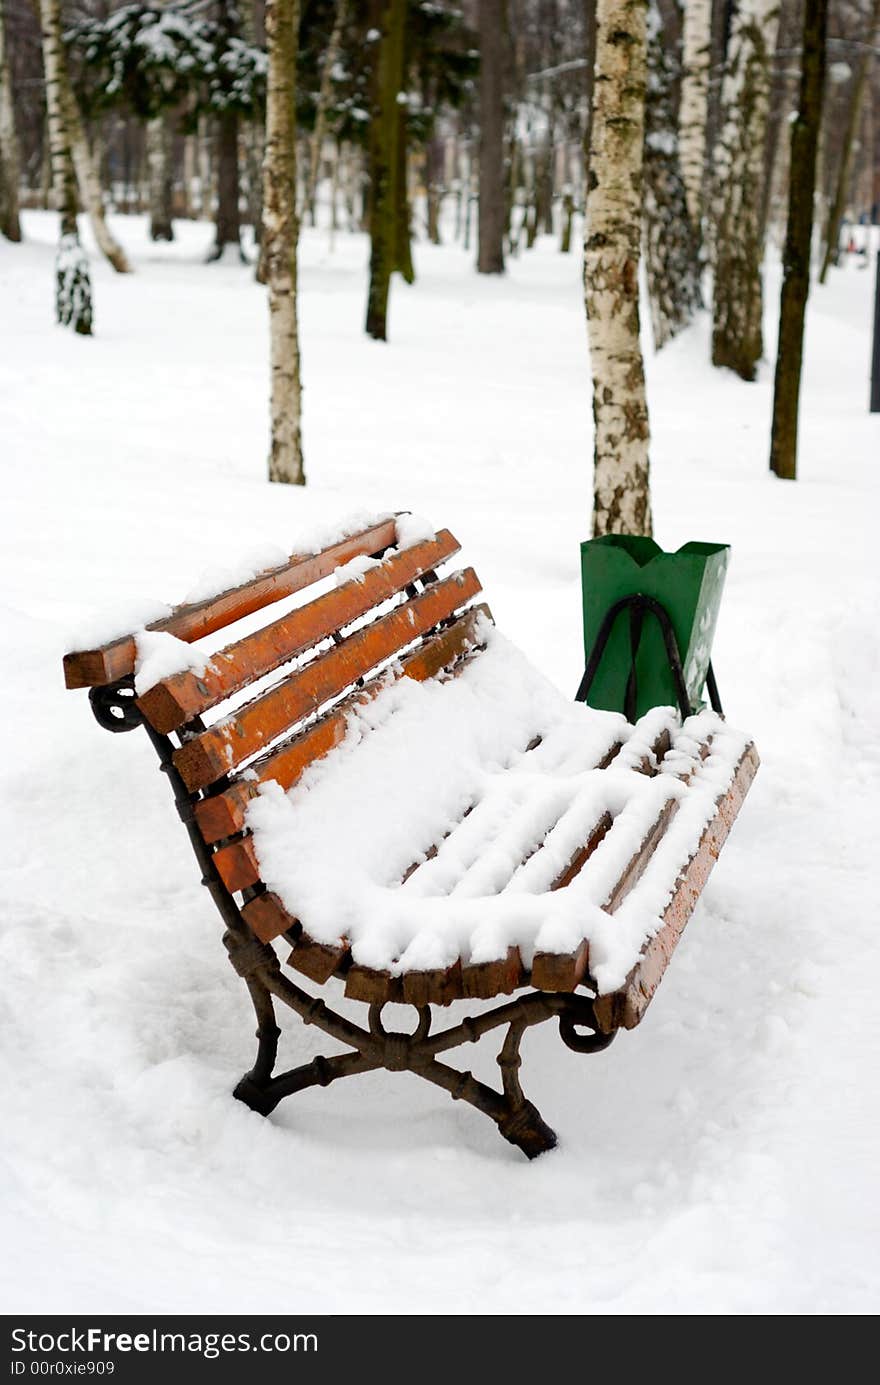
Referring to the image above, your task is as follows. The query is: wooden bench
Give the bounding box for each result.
[63,515,759,1159]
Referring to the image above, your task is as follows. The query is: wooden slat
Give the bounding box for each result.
[287,933,351,985]
[194,604,492,843]
[137,530,461,734]
[345,965,404,1004]
[214,837,262,894]
[243,894,351,983]
[62,517,399,689]
[401,961,463,1007]
[530,730,707,992]
[593,742,760,1033]
[529,814,613,991]
[174,568,482,792]
[461,947,524,1000]
[240,891,295,946]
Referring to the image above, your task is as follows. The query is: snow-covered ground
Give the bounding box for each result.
[1,210,878,1315]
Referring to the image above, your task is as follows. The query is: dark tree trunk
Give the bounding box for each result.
[210,110,242,258]
[0,0,22,243]
[426,134,443,244]
[478,0,505,274]
[818,0,880,283]
[365,0,407,339]
[583,0,597,190]
[769,0,828,481]
[394,108,414,283]
[534,132,553,235]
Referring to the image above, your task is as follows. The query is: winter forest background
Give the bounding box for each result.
[1,0,879,1316]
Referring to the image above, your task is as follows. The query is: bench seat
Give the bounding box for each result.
[63,513,759,1155]
[243,623,755,1015]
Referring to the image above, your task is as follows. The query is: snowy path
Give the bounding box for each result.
[1,213,878,1314]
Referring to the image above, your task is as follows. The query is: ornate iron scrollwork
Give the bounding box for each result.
[88,681,142,733]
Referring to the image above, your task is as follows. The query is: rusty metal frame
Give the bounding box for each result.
[88,679,617,1159]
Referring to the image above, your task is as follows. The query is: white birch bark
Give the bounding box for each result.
[643,0,702,350]
[678,0,711,235]
[711,0,779,380]
[0,0,21,242]
[263,0,305,485]
[57,46,132,274]
[584,0,652,538]
[39,0,92,332]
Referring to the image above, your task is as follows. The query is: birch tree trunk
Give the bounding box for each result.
[0,0,21,242]
[819,0,880,283]
[56,52,131,274]
[477,0,505,274]
[146,115,174,241]
[263,0,304,484]
[39,0,92,333]
[365,0,407,339]
[678,0,711,238]
[63,81,131,272]
[643,1,702,350]
[769,0,828,480]
[711,0,779,380]
[585,0,652,538]
[306,0,347,225]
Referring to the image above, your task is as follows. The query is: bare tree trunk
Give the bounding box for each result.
[759,0,803,245]
[819,0,880,283]
[769,0,828,481]
[146,115,174,241]
[0,0,22,242]
[478,0,505,273]
[394,109,414,282]
[533,125,553,235]
[307,0,347,225]
[263,0,305,485]
[643,0,702,350]
[711,0,779,380]
[365,0,407,340]
[678,0,711,238]
[585,0,652,538]
[39,0,92,333]
[426,133,443,244]
[582,0,597,189]
[209,110,243,259]
[560,158,574,253]
[65,78,131,272]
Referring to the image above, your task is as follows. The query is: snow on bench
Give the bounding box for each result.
[246,624,753,1001]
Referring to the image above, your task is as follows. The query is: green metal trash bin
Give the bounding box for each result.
[579,535,730,721]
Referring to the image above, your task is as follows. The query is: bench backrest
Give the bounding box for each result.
[64,516,492,896]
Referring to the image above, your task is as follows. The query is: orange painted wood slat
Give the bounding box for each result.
[194,604,492,845]
[174,568,482,792]
[240,892,297,946]
[593,742,760,1033]
[62,517,399,689]
[287,933,351,985]
[213,837,262,894]
[401,961,464,1007]
[345,966,404,1004]
[461,947,524,1000]
[137,530,461,734]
